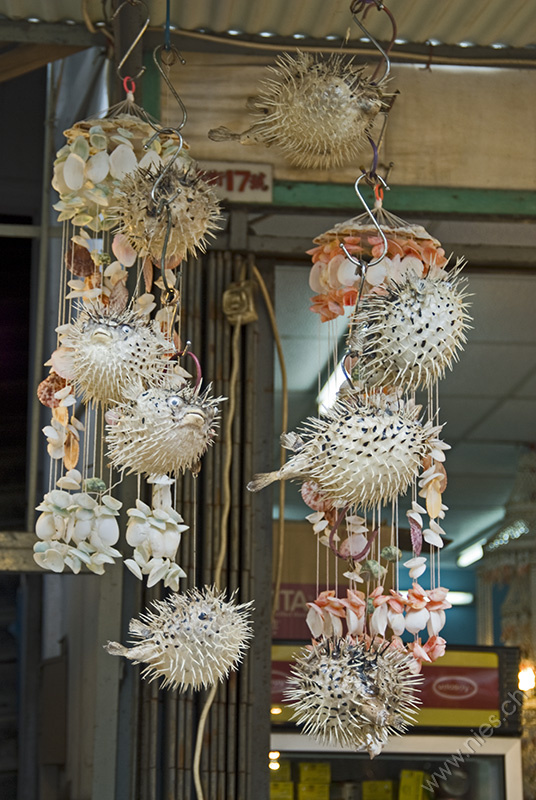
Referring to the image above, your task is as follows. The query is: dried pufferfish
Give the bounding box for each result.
[106,383,223,477]
[286,637,422,758]
[54,306,174,406]
[109,161,222,264]
[248,396,447,510]
[105,586,253,691]
[348,260,472,392]
[209,51,388,170]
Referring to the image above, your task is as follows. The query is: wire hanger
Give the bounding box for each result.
[349,0,397,84]
[113,0,150,81]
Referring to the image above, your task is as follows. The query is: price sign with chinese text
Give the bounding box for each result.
[198,161,273,204]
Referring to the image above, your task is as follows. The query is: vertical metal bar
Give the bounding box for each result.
[26,63,55,533]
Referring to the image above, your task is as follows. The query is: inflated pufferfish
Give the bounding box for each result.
[55,306,173,405]
[248,396,447,509]
[105,586,253,691]
[106,383,223,477]
[286,637,422,758]
[209,51,389,170]
[348,260,471,392]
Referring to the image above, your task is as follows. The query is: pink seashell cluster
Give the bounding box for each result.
[306,585,450,671]
[307,227,448,322]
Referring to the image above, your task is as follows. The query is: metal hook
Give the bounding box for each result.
[150,131,184,207]
[114,0,150,81]
[152,44,188,131]
[350,0,396,85]
[341,172,389,270]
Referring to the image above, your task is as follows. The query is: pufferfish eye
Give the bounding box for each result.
[167,396,182,408]
[120,324,132,334]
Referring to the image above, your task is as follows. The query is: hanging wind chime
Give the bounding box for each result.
[34,6,253,696]
[249,0,472,757]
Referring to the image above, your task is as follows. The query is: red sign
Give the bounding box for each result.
[272,582,318,640]
[420,665,499,709]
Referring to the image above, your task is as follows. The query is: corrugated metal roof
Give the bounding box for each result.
[1,0,536,49]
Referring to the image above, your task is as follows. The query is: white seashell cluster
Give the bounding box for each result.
[106,383,223,477]
[248,395,448,510]
[52,114,187,231]
[53,306,173,406]
[286,637,422,758]
[348,262,471,391]
[252,51,387,169]
[105,587,253,691]
[109,162,222,264]
[33,470,122,574]
[124,477,188,591]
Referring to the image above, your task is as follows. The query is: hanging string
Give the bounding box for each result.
[164,0,171,51]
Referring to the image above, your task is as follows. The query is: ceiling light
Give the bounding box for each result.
[398,590,473,606]
[491,42,507,49]
[458,41,475,48]
[487,519,529,551]
[359,37,371,43]
[457,539,485,568]
[426,38,442,46]
[293,34,307,39]
[27,17,41,22]
[268,751,280,760]
[227,30,242,36]
[394,38,407,44]
[270,706,283,715]
[325,35,341,40]
[259,31,276,38]
[269,762,281,771]
[447,592,474,606]
[317,360,347,414]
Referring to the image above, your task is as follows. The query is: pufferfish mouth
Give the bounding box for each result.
[91,327,113,343]
[179,410,206,427]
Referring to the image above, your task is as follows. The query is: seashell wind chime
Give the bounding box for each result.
[34,43,252,692]
[248,2,472,758]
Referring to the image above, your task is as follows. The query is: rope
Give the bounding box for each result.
[251,265,288,625]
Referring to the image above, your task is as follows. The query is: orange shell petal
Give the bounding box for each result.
[426,478,443,519]
[52,406,69,426]
[63,430,79,470]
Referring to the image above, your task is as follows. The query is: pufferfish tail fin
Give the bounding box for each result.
[247,470,281,492]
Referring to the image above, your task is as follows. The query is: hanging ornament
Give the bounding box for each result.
[33,470,122,574]
[308,204,451,322]
[105,586,253,691]
[106,381,223,478]
[286,637,422,758]
[52,305,175,406]
[211,51,388,170]
[347,259,471,391]
[123,476,189,591]
[248,394,448,510]
[109,160,221,264]
[52,100,187,232]
[208,3,396,170]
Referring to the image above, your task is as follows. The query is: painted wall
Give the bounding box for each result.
[161,53,536,190]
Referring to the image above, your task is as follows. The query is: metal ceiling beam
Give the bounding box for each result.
[0,19,535,68]
[0,42,83,82]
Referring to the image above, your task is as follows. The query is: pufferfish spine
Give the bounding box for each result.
[106,382,224,477]
[56,306,174,405]
[286,637,422,758]
[105,586,253,691]
[247,397,447,509]
[348,260,472,392]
